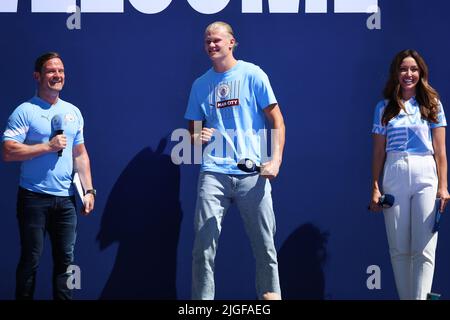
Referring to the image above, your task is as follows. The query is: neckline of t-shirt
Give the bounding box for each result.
[32,95,62,109]
[211,60,242,76]
[402,96,416,104]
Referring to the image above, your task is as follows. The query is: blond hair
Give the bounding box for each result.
[205,21,238,50]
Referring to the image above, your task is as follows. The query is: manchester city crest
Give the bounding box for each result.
[217,83,230,99]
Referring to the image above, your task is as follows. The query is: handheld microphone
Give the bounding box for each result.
[368,194,395,210]
[379,194,395,208]
[237,158,260,173]
[51,114,65,157]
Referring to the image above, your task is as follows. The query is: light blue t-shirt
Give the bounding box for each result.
[372,97,447,154]
[185,60,277,174]
[2,96,84,196]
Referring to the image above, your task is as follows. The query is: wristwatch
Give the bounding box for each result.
[85,189,97,198]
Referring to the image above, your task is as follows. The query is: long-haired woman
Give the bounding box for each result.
[370,49,449,299]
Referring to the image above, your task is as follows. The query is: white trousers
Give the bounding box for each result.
[383,152,439,300]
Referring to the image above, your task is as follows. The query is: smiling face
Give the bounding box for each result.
[204,25,235,62]
[398,56,420,98]
[34,57,65,96]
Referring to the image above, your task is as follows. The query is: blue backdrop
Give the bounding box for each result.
[1,0,449,299]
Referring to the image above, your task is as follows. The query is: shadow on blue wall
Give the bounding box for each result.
[96,138,182,299]
[278,223,329,300]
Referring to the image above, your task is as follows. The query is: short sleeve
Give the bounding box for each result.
[2,104,30,143]
[73,107,84,146]
[372,100,387,135]
[184,81,205,121]
[430,100,447,129]
[253,67,277,110]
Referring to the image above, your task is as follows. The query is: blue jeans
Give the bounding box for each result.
[16,187,77,300]
[192,172,281,300]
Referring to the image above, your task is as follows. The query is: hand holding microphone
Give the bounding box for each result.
[378,194,395,208]
[368,193,395,211]
[51,114,67,157]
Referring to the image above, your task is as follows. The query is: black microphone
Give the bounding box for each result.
[368,194,395,210]
[51,114,65,157]
[379,194,395,208]
[237,158,260,173]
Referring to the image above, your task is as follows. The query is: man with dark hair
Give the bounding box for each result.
[2,52,95,300]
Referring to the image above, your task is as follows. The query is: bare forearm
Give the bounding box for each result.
[74,153,93,190]
[435,150,448,190]
[372,150,386,191]
[2,141,52,162]
[432,127,448,191]
[271,119,285,163]
[371,134,387,191]
[263,104,285,164]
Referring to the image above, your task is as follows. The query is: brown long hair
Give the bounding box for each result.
[382,49,440,125]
